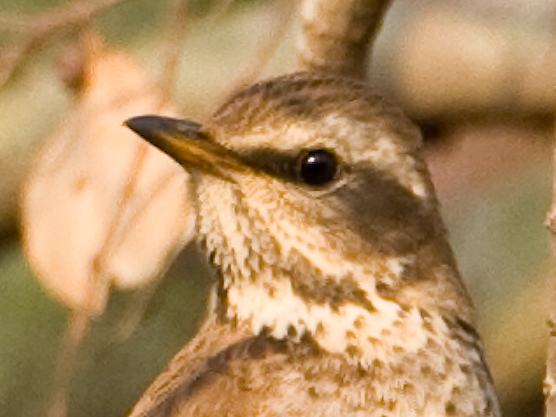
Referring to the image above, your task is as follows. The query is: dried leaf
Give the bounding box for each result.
[21,34,195,315]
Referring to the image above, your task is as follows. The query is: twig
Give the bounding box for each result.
[0,0,126,32]
[159,0,191,103]
[157,0,241,103]
[0,0,129,90]
[44,312,92,417]
[222,0,296,98]
[546,177,556,417]
[98,168,187,346]
[202,0,236,23]
[0,42,34,88]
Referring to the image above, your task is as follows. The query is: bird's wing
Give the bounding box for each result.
[126,317,359,417]
[126,315,251,417]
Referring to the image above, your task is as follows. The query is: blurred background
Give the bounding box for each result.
[0,0,554,416]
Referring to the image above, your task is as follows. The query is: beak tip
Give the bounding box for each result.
[125,115,203,143]
[124,115,162,139]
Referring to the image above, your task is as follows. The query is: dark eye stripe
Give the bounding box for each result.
[237,148,297,182]
[238,148,340,187]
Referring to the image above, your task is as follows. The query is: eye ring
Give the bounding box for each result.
[297,149,340,186]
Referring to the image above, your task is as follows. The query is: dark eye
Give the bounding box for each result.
[298,149,339,186]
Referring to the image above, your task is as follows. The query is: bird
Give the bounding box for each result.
[124,72,501,417]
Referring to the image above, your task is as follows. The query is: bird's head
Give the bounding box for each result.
[126,73,474,365]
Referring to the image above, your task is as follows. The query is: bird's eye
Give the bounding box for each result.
[298,149,339,186]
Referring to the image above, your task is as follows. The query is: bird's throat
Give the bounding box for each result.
[217,263,445,369]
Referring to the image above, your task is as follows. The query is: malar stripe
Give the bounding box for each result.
[281,249,377,312]
[289,271,377,312]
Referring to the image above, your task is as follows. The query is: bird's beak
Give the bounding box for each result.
[125,115,248,181]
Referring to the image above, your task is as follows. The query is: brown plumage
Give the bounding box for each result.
[125,73,501,417]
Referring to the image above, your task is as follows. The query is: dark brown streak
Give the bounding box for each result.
[284,251,377,313]
[442,315,496,389]
[442,316,481,348]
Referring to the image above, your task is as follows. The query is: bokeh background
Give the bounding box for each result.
[0,0,554,416]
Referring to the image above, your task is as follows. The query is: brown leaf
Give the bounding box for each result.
[20,34,195,315]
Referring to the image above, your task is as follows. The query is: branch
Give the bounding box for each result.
[545,134,556,417]
[297,0,392,80]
